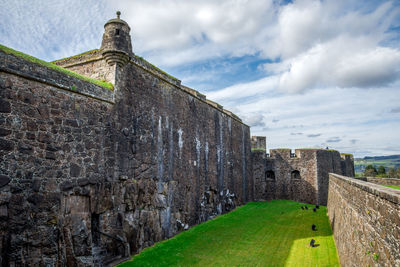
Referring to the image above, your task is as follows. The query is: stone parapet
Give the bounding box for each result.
[52,49,102,67]
[328,173,400,267]
[356,177,400,186]
[331,174,400,204]
[0,50,114,103]
[130,55,181,87]
[340,153,354,160]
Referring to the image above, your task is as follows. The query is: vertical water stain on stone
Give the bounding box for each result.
[157,116,164,193]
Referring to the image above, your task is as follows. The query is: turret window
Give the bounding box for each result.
[115,29,120,36]
[265,170,275,181]
[291,170,301,179]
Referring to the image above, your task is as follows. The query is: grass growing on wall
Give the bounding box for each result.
[382,185,400,190]
[251,148,266,151]
[51,49,99,63]
[0,44,113,90]
[135,55,178,81]
[298,148,339,152]
[119,200,339,267]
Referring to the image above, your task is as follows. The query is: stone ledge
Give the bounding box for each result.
[52,49,102,67]
[330,173,400,205]
[131,55,181,87]
[358,177,400,186]
[0,51,114,104]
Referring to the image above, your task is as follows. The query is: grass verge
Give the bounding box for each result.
[0,44,113,90]
[382,185,400,190]
[119,200,339,267]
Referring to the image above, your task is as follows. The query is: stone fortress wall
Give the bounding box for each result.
[328,174,400,267]
[251,136,354,205]
[0,14,252,266]
[2,12,398,267]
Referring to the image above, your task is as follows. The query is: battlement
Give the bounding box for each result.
[251,136,266,151]
[340,153,354,160]
[249,136,344,160]
[252,145,355,205]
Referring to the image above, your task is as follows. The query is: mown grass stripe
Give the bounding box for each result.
[119,200,339,267]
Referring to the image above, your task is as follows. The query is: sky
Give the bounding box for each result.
[1,0,399,158]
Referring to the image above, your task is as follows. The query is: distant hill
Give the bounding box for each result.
[354,155,400,174]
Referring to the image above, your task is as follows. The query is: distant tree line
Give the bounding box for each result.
[363,165,400,178]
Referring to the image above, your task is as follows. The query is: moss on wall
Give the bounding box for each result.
[0,44,113,90]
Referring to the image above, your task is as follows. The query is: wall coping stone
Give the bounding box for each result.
[363,177,400,181]
[51,49,101,66]
[0,50,114,104]
[330,173,400,205]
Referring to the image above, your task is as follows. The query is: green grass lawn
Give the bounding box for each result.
[382,185,400,190]
[119,200,339,267]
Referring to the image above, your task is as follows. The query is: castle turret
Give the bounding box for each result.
[101,11,133,67]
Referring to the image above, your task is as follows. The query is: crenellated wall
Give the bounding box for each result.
[253,149,319,204]
[251,136,354,205]
[327,174,400,267]
[0,45,251,266]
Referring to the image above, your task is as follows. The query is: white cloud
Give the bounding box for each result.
[259,0,400,93]
[228,84,400,157]
[1,0,399,157]
[0,0,113,61]
[207,75,279,102]
[272,40,400,93]
[240,113,266,128]
[264,0,396,59]
[110,0,275,66]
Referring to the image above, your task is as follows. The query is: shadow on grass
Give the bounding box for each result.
[118,200,339,267]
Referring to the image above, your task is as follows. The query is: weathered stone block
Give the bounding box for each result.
[0,138,13,151]
[70,163,81,177]
[0,99,11,113]
[65,119,79,128]
[45,152,56,160]
[18,143,33,155]
[38,132,52,144]
[77,178,89,187]
[0,128,11,136]
[0,175,11,188]
[0,204,7,218]
[60,181,74,191]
